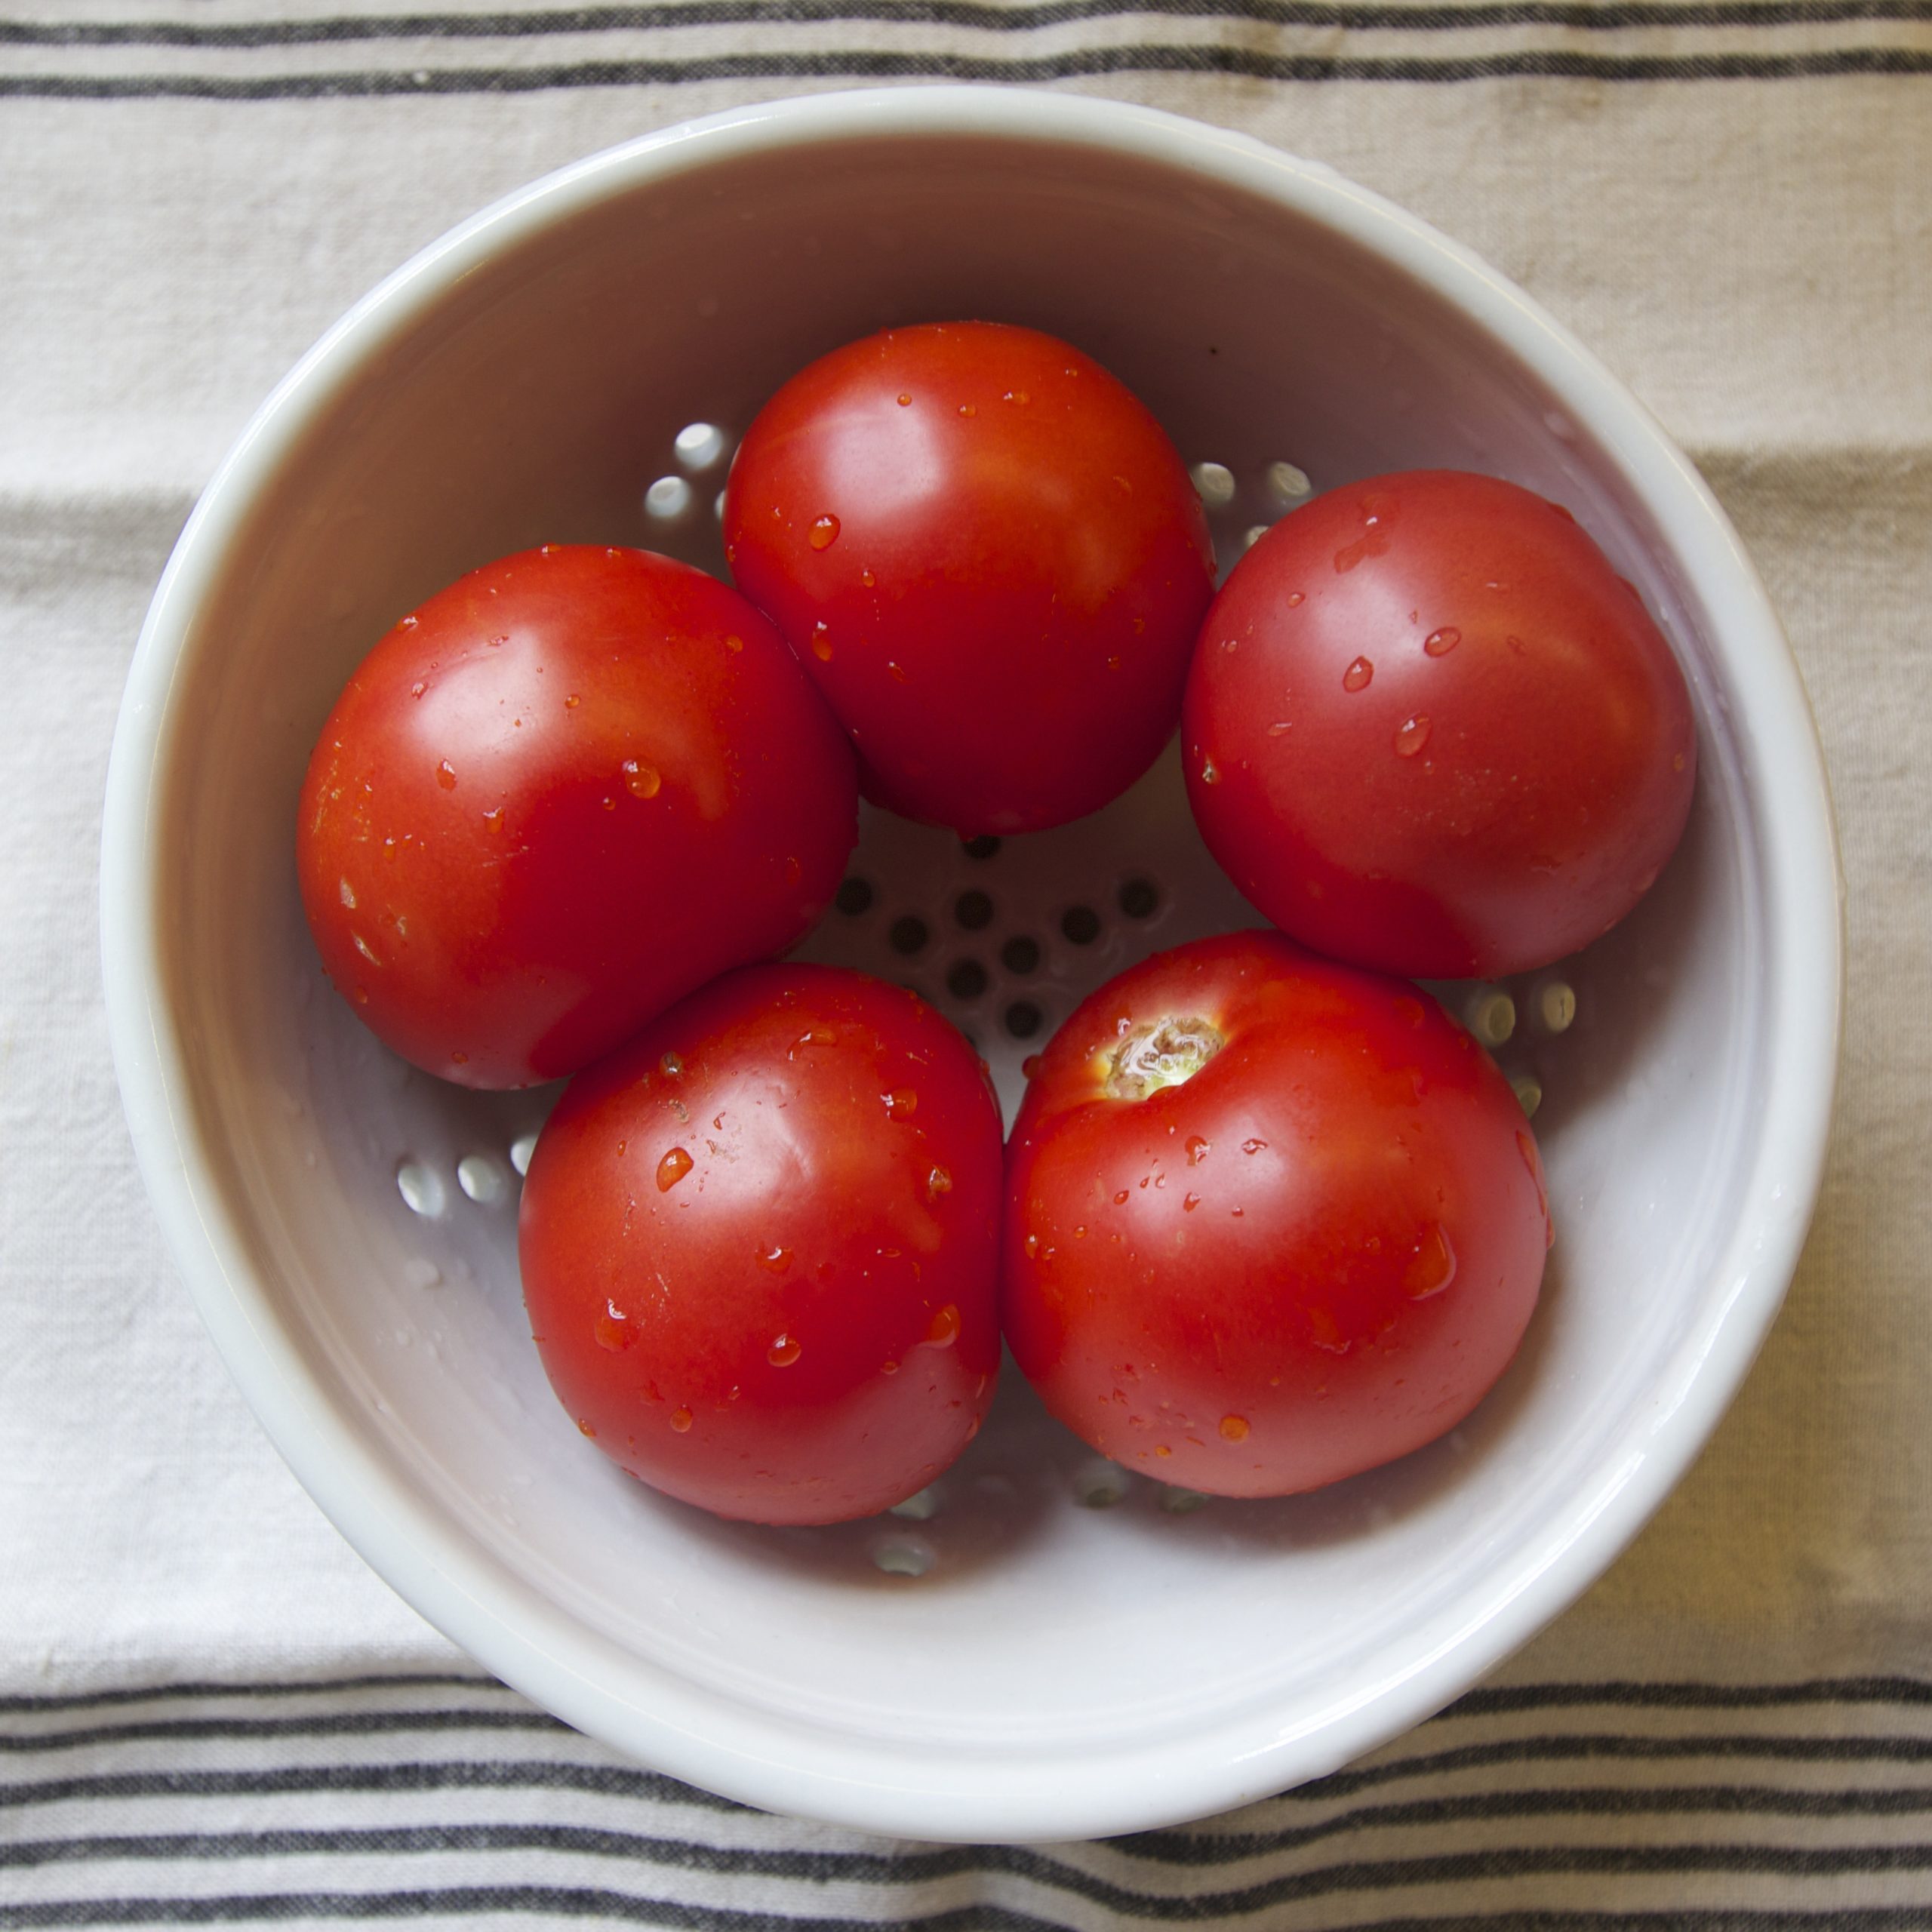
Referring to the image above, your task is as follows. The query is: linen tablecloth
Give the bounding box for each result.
[4,5,1930,1923]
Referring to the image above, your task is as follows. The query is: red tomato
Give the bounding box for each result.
[518,964,1004,1524]
[1002,932,1549,1497]
[724,321,1217,835]
[1184,471,1697,979]
[297,545,857,1088]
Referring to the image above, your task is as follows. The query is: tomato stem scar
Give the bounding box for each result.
[1105,1017,1224,1100]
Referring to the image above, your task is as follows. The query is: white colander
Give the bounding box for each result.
[100,87,1840,1843]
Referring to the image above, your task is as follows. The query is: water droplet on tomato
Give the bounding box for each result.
[1186,1135,1210,1165]
[435,759,457,789]
[1021,1054,1043,1079]
[884,1088,917,1118]
[860,568,876,588]
[657,1146,694,1192]
[926,1164,952,1201]
[595,1300,636,1352]
[1394,714,1432,757]
[1266,721,1291,737]
[1241,1138,1267,1155]
[1401,1223,1458,1300]
[409,681,426,699]
[1183,1192,1201,1212]
[1424,626,1461,657]
[758,1244,792,1273]
[897,392,912,406]
[660,1052,684,1077]
[958,403,977,417]
[1201,758,1220,786]
[923,1304,961,1349]
[1219,1414,1251,1441]
[810,623,834,662]
[1285,590,1306,608]
[768,1334,801,1367]
[1343,657,1374,693]
[808,514,840,550]
[669,1407,693,1432]
[623,758,661,799]
[1023,1233,1039,1259]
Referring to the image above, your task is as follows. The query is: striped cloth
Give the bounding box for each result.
[4,0,1930,1923]
[12,1675,1932,1924]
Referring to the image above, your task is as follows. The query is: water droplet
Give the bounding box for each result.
[1186,1136,1210,1165]
[1219,1414,1251,1442]
[897,392,912,406]
[564,693,581,709]
[1266,721,1292,737]
[623,758,661,799]
[1023,1233,1040,1259]
[1424,626,1461,657]
[482,806,505,834]
[577,1418,595,1438]
[1343,656,1374,693]
[660,1052,684,1077]
[768,1334,801,1367]
[353,985,370,1005]
[923,1304,961,1349]
[758,1244,792,1273]
[1401,1223,1458,1300]
[860,568,876,588]
[958,403,977,417]
[595,1300,635,1352]
[435,759,457,789]
[884,1088,917,1118]
[926,1165,952,1201]
[1183,1192,1201,1212]
[409,681,426,699]
[810,623,833,662]
[1201,758,1220,786]
[657,1146,694,1192]
[669,1407,693,1432]
[450,1051,468,1066]
[1394,715,1432,757]
[1220,636,1238,653]
[808,514,841,550]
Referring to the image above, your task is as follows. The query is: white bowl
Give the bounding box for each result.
[102,87,1841,1843]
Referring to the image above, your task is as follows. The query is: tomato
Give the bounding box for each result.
[1001,932,1549,1497]
[1183,470,1697,979]
[297,545,857,1088]
[723,321,1217,835]
[518,964,1004,1524]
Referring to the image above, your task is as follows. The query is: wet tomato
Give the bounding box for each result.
[296,545,857,1088]
[1001,932,1549,1497]
[724,321,1217,835]
[518,964,1004,1524]
[1184,471,1697,978]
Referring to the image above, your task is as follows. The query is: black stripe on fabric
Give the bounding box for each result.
[0,1678,497,1719]
[0,1712,565,1755]
[8,1899,1932,1932]
[8,1674,1930,1719]
[0,44,1929,91]
[2,0,1929,47]
[11,1824,1932,1908]
[16,1729,1932,1811]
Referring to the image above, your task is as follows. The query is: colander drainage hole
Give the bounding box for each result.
[872,1534,935,1578]
[1117,877,1160,920]
[1060,905,1102,946]
[888,915,929,955]
[395,1159,447,1219]
[835,876,874,915]
[954,889,994,931]
[1000,936,1041,976]
[673,421,728,471]
[1075,1459,1131,1509]
[1158,1487,1209,1515]
[961,835,1001,860]
[947,959,989,1001]
[643,475,693,521]
[1004,1001,1044,1040]
[457,1153,509,1207]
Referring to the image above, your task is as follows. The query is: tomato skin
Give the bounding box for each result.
[1001,932,1548,1498]
[1183,471,1697,979]
[518,964,1004,1525]
[724,321,1217,835]
[296,546,858,1088]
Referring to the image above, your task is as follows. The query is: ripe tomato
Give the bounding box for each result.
[518,964,1004,1524]
[724,321,1217,835]
[1183,471,1697,979]
[297,545,857,1088]
[1002,932,1549,1498]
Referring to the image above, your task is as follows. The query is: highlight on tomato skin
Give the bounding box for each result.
[295,544,859,1089]
[518,963,1004,1526]
[1001,931,1551,1500]
[1183,469,1697,980]
[723,320,1217,837]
